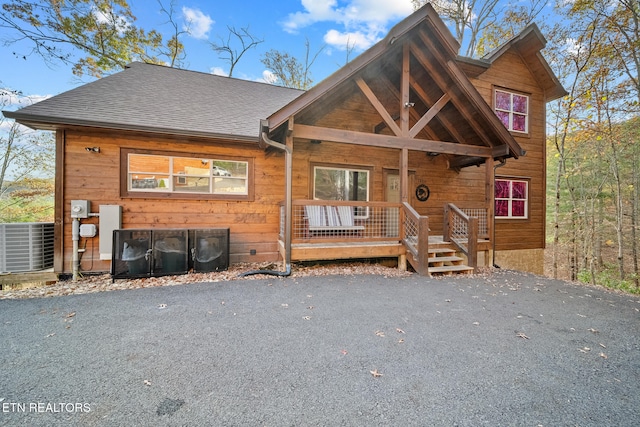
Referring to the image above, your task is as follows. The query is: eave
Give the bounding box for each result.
[2,111,259,144]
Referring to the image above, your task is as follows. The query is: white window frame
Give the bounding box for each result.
[494,89,529,134]
[127,153,249,196]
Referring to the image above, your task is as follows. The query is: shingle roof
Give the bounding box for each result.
[3,62,305,141]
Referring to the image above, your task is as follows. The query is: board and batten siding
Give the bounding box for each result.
[57,129,285,274]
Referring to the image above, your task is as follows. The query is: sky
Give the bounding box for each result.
[1,0,418,108]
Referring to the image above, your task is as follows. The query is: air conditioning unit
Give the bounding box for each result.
[0,223,54,273]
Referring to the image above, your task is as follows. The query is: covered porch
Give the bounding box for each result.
[260,4,523,276]
[278,200,492,275]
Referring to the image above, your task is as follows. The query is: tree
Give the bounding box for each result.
[156,0,187,68]
[0,0,185,77]
[1,88,55,222]
[210,25,263,77]
[412,0,501,57]
[261,39,324,90]
[475,0,548,56]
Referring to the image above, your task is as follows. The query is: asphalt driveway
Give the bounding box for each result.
[1,270,639,426]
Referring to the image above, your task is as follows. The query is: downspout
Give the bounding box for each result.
[239,120,292,277]
[492,158,507,268]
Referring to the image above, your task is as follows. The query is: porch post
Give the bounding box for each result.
[400,148,409,203]
[485,158,495,266]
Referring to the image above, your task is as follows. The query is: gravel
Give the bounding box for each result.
[1,269,639,426]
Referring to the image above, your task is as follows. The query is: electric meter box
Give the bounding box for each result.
[79,224,97,238]
[71,200,91,218]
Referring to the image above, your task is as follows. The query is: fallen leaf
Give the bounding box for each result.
[341,349,348,355]
[375,330,385,337]
[143,380,151,386]
[599,343,606,348]
[158,304,167,309]
[370,369,383,378]
[307,306,314,310]
[396,328,405,334]
[587,328,599,334]
[302,316,311,320]
[516,332,529,339]
[398,339,405,344]
[65,312,76,318]
[578,347,591,353]
[472,322,480,326]
[600,352,608,359]
[46,333,56,338]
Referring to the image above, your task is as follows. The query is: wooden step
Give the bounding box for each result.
[428,256,464,265]
[428,247,456,257]
[428,264,475,275]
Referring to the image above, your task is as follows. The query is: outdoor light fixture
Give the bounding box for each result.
[404,102,415,108]
[85,147,100,153]
[310,139,322,144]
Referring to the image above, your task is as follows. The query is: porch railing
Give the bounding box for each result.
[443,203,479,269]
[288,200,402,243]
[279,200,484,275]
[402,203,430,276]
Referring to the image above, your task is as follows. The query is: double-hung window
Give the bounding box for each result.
[495,178,528,219]
[495,89,529,133]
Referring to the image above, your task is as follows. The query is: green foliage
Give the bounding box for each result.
[578,266,640,295]
[261,39,324,90]
[0,177,54,222]
[1,90,55,222]
[0,0,184,77]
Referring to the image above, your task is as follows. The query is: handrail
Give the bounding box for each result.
[402,202,429,276]
[444,203,478,270]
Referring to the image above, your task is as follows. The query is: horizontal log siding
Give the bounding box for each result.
[60,129,285,274]
[468,50,547,251]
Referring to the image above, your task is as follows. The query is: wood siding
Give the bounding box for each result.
[467,50,547,250]
[59,129,285,274]
[291,140,488,236]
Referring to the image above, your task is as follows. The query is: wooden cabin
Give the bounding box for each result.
[3,4,565,277]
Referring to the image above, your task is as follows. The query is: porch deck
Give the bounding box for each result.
[280,200,491,275]
[279,200,491,275]
[284,236,491,262]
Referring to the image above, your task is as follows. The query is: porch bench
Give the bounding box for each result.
[305,205,365,236]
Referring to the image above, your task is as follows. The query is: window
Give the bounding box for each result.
[495,178,528,219]
[313,165,370,218]
[494,89,529,133]
[124,150,251,199]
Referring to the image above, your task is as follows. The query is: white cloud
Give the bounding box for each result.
[323,29,379,51]
[283,0,414,52]
[182,7,214,39]
[210,67,228,77]
[92,6,131,35]
[1,91,50,111]
[259,70,278,84]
